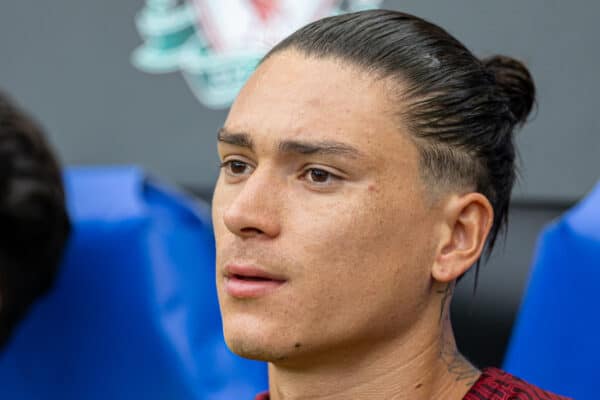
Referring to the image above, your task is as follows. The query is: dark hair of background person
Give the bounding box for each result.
[0,91,71,348]
[264,9,536,287]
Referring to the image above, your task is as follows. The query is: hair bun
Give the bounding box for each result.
[483,55,536,125]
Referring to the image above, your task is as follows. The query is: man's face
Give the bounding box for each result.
[213,51,442,364]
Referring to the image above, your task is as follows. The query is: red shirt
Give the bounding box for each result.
[255,368,570,399]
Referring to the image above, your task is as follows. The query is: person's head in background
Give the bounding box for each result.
[212,9,551,400]
[0,91,71,348]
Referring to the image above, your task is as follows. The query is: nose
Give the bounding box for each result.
[222,168,281,239]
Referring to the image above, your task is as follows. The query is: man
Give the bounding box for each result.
[212,10,569,399]
[0,92,71,348]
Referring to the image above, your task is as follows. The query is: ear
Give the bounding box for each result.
[431,192,493,283]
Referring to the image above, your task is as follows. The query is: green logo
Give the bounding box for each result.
[132,0,382,109]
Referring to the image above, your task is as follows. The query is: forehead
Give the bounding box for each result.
[225,51,400,149]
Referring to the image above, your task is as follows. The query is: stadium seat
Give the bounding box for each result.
[503,181,600,400]
[0,166,267,399]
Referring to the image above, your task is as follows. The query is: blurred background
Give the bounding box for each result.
[1,0,598,393]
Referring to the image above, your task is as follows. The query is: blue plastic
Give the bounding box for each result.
[0,166,267,399]
[503,181,600,399]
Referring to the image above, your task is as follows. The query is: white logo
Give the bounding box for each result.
[132,0,382,109]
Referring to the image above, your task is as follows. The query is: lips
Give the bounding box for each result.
[224,264,287,298]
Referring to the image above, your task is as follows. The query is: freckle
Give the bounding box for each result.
[294,343,302,348]
[415,383,423,389]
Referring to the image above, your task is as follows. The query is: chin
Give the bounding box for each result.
[224,333,292,362]
[222,315,297,362]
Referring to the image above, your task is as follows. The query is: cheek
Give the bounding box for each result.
[211,177,223,222]
[211,181,233,259]
[211,177,231,230]
[291,188,434,311]
[294,188,425,261]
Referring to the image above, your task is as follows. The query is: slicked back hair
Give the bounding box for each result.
[263,10,535,282]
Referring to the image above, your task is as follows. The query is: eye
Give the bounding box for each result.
[220,159,254,178]
[302,167,340,186]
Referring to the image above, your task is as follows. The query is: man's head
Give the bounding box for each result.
[0,92,71,348]
[212,10,534,366]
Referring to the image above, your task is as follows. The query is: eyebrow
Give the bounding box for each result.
[278,140,362,159]
[217,128,254,149]
[217,128,364,159]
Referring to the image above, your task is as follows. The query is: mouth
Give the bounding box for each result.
[224,265,287,298]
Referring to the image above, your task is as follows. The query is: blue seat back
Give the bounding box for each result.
[0,166,267,399]
[503,181,600,400]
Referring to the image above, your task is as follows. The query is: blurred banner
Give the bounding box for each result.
[131,0,382,108]
[0,167,266,399]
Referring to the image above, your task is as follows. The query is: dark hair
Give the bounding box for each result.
[0,92,71,347]
[264,9,535,276]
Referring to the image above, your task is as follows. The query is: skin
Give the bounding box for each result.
[212,50,493,400]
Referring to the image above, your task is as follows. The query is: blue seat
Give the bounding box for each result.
[503,181,600,400]
[0,166,267,399]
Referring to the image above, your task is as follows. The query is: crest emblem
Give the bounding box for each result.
[132,0,382,109]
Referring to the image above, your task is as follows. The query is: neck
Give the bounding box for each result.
[267,300,479,400]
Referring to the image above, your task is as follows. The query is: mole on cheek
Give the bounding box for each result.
[294,343,302,349]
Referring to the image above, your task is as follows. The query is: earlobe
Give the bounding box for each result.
[431,193,493,283]
[431,261,455,283]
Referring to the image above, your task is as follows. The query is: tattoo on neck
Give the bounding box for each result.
[441,348,479,386]
[437,284,480,387]
[436,284,453,323]
[439,328,480,387]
